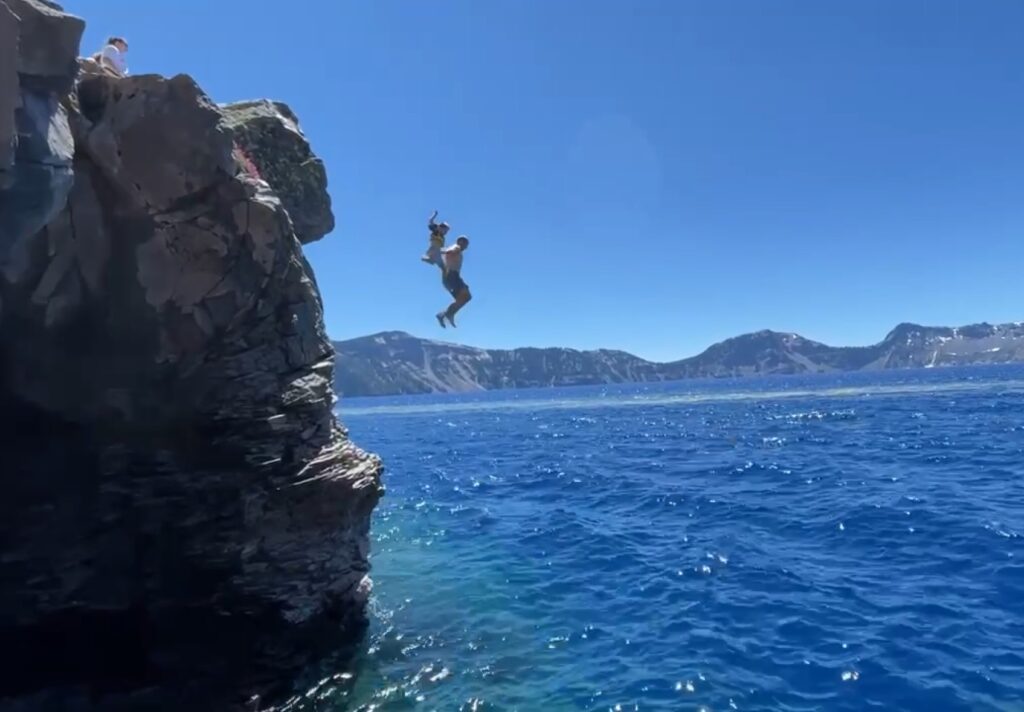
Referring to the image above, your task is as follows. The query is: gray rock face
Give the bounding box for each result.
[0,1,17,183]
[78,73,234,213]
[335,323,1024,396]
[0,4,382,709]
[0,0,77,248]
[221,99,335,244]
[0,88,73,247]
[6,0,84,91]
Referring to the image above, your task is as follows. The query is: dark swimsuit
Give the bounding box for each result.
[443,270,468,297]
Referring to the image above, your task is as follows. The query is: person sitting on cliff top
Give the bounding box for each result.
[422,210,450,269]
[92,36,129,77]
[436,236,472,328]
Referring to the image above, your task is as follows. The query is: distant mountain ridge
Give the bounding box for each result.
[333,321,1024,397]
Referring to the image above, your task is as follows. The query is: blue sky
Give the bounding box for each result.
[74,0,1023,361]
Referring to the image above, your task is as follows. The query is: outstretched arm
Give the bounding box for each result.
[428,210,439,228]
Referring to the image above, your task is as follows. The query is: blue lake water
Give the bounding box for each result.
[289,367,1023,711]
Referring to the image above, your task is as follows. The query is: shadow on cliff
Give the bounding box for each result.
[0,1,383,709]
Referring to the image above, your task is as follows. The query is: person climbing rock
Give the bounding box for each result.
[422,210,450,269]
[94,36,129,76]
[436,236,472,328]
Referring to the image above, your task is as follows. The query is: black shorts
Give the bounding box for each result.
[443,270,468,297]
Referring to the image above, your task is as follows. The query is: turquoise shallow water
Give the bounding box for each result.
[285,367,1023,711]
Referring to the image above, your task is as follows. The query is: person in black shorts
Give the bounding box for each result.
[436,236,472,328]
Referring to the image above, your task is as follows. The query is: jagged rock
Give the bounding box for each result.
[0,90,74,252]
[0,0,77,281]
[0,1,17,184]
[220,99,334,244]
[0,4,382,709]
[78,73,234,212]
[5,0,83,91]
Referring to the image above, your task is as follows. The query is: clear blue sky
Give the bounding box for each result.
[73,0,1023,361]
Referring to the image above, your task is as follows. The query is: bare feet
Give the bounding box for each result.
[436,312,447,328]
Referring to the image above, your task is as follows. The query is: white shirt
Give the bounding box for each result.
[442,244,463,272]
[99,44,128,75]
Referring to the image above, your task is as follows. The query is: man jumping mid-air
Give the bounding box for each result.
[436,236,471,328]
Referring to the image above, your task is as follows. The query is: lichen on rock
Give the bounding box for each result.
[221,99,335,244]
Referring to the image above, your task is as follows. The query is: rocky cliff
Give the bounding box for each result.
[0,2,382,709]
[335,322,1024,396]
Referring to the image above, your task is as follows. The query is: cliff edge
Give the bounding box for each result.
[0,1,382,708]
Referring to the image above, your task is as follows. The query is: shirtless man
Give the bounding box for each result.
[436,236,472,328]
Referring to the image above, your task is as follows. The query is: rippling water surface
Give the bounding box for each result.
[289,367,1024,711]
